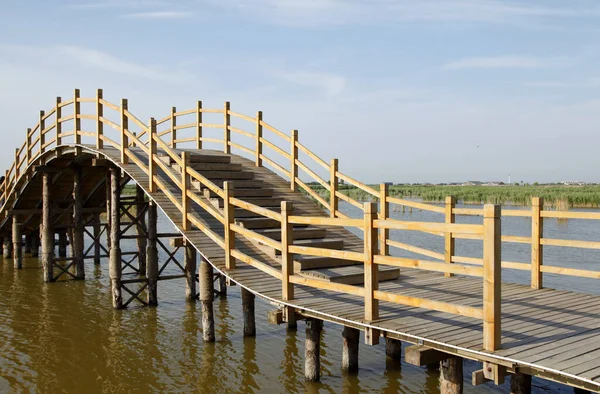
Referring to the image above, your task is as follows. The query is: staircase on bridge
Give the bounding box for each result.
[161,150,400,285]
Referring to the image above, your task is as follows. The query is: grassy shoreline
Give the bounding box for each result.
[308,184,600,209]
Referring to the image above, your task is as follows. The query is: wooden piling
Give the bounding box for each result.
[12,216,22,269]
[510,372,532,394]
[2,236,11,258]
[41,172,53,282]
[58,231,67,258]
[146,201,158,306]
[341,326,359,373]
[136,185,147,273]
[24,234,32,254]
[31,233,39,258]
[108,168,123,309]
[241,287,256,337]
[93,214,101,265]
[184,241,197,302]
[73,169,85,280]
[305,318,323,382]
[386,337,402,360]
[199,256,215,342]
[440,357,463,394]
[218,274,227,296]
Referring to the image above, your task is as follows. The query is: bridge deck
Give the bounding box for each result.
[93,145,600,391]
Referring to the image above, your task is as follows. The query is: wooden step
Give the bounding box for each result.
[211,197,282,209]
[234,207,281,218]
[300,266,400,285]
[256,227,326,241]
[194,180,264,190]
[172,162,243,172]
[204,188,273,199]
[236,217,308,230]
[159,153,231,165]
[274,238,344,255]
[294,256,362,271]
[200,171,254,180]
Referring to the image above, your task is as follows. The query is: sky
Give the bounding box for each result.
[1,0,600,184]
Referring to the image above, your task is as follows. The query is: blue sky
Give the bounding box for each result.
[1,0,600,183]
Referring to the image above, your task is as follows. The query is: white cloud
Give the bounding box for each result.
[120,11,193,19]
[273,70,346,98]
[443,56,574,70]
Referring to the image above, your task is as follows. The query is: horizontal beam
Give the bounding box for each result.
[405,345,451,366]
[9,207,105,215]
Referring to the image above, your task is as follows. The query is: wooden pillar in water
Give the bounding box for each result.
[386,337,402,361]
[24,234,32,254]
[218,274,227,296]
[12,216,22,269]
[341,326,359,373]
[41,172,54,282]
[199,256,215,342]
[2,236,11,258]
[108,167,123,309]
[510,372,532,394]
[73,169,85,280]
[440,357,463,394]
[136,185,147,273]
[305,318,323,382]
[184,241,197,302]
[93,214,101,265]
[31,233,39,258]
[58,231,67,258]
[241,287,256,337]
[146,201,158,306]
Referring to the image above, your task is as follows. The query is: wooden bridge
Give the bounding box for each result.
[1,89,599,393]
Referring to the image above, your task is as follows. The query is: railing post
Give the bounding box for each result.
[171,106,177,149]
[445,195,456,277]
[330,158,338,218]
[483,204,501,351]
[56,97,62,146]
[96,88,103,149]
[181,152,190,231]
[364,202,379,345]
[281,201,296,328]
[196,101,203,150]
[379,183,389,256]
[224,181,236,269]
[290,130,298,191]
[255,111,263,167]
[531,197,543,289]
[73,89,81,144]
[26,128,31,164]
[39,111,46,153]
[148,118,157,193]
[120,98,128,164]
[14,149,19,179]
[224,101,231,153]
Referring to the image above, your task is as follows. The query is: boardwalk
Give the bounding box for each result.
[1,89,599,393]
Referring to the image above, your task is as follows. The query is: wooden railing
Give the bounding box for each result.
[3,88,595,353]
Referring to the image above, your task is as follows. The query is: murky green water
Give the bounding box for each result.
[0,210,586,393]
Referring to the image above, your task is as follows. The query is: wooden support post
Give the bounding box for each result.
[0,237,3,256]
[58,231,67,258]
[181,152,190,231]
[170,106,177,148]
[148,118,157,193]
[31,233,39,258]
[105,171,111,250]
[241,287,256,337]
[184,240,197,302]
[136,185,147,273]
[109,167,123,309]
[12,215,22,269]
[305,318,323,382]
[379,183,389,256]
[41,172,53,281]
[330,158,338,218]
[196,101,202,150]
[281,201,296,330]
[224,181,235,269]
[73,169,85,279]
[218,273,227,296]
[96,88,103,149]
[3,236,12,258]
[120,98,128,164]
[73,89,81,144]
[26,128,31,164]
[510,372,532,394]
[55,97,62,146]
[255,111,263,166]
[24,234,32,254]
[341,326,359,373]
[440,357,463,394]
[93,214,101,265]
[146,201,158,306]
[364,202,379,345]
[199,255,215,342]
[224,101,231,153]
[531,197,543,289]
[483,204,501,351]
[386,337,402,360]
[290,130,298,191]
[39,110,46,152]
[445,196,456,278]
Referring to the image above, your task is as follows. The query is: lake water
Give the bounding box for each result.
[0,205,594,393]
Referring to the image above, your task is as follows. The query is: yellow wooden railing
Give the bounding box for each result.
[6,88,597,352]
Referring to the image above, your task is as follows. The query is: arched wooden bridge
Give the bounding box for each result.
[1,89,599,393]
